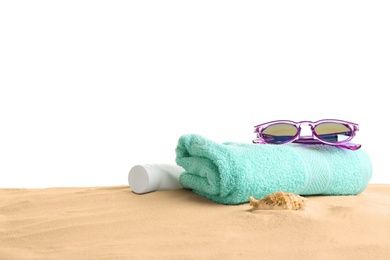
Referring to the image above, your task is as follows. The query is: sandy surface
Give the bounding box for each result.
[1,185,389,259]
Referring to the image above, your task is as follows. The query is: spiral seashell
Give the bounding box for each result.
[249,191,308,210]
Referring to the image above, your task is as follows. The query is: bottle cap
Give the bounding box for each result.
[128,165,162,194]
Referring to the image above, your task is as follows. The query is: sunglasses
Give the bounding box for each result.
[253,119,361,150]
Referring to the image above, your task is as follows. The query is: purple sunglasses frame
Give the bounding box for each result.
[253,119,361,150]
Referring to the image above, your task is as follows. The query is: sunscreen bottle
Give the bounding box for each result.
[128,164,184,194]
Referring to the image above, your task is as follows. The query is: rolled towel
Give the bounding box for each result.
[176,134,372,205]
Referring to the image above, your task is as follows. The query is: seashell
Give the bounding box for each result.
[249,191,308,210]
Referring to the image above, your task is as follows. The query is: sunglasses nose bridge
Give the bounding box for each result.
[298,123,314,137]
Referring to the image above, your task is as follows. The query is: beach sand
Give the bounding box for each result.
[1,185,389,259]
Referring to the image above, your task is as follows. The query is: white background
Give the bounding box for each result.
[1,1,389,188]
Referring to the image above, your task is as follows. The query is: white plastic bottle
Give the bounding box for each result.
[128,164,184,194]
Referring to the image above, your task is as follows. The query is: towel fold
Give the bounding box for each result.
[175,134,372,204]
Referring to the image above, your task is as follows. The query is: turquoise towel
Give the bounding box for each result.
[176,134,372,205]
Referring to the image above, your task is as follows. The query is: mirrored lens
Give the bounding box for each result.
[314,123,352,143]
[261,123,298,144]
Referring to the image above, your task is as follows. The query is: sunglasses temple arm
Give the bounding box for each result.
[252,138,266,144]
[338,143,361,150]
[293,139,361,150]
